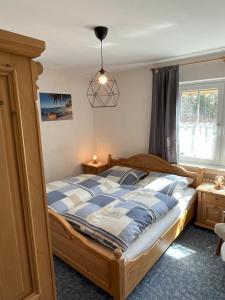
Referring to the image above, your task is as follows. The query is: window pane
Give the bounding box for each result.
[180,91,198,122]
[199,89,218,123]
[179,87,220,162]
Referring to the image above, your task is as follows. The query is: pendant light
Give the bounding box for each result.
[87,26,120,107]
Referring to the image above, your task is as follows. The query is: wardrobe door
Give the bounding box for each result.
[0,65,55,299]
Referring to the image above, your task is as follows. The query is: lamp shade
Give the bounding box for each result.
[215,175,225,188]
[87,69,120,108]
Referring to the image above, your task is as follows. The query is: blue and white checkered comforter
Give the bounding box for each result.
[64,186,178,251]
[47,174,119,214]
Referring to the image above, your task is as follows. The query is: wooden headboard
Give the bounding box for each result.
[108,153,200,188]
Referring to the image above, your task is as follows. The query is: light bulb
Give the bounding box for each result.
[99,74,107,84]
[92,154,98,164]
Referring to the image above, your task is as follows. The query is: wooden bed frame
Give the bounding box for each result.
[48,154,199,300]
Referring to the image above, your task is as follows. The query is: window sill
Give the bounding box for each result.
[179,162,225,172]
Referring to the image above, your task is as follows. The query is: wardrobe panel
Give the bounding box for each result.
[0,29,55,300]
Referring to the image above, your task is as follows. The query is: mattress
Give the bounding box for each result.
[123,187,196,261]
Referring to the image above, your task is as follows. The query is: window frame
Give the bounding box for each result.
[178,80,225,166]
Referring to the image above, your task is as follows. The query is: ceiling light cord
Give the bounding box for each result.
[101,40,103,70]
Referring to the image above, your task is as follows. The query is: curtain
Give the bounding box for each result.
[149,65,179,163]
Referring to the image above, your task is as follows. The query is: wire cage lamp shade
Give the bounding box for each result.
[87,26,120,108]
[87,69,120,107]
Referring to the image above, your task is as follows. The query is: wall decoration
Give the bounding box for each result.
[40,92,73,121]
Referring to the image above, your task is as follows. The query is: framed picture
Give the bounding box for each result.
[40,92,73,121]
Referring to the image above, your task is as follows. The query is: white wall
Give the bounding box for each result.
[94,68,152,161]
[93,60,225,161]
[180,60,225,82]
[38,68,95,182]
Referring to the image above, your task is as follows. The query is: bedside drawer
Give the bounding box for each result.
[82,164,108,175]
[196,191,225,230]
[199,202,224,229]
[201,192,225,206]
[83,165,97,174]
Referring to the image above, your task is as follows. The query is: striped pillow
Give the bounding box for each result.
[99,166,148,185]
[136,172,193,196]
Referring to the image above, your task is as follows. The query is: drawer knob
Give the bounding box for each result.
[0,100,4,105]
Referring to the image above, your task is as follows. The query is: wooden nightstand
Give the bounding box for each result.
[82,161,108,175]
[196,183,225,230]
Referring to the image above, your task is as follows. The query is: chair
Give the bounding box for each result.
[214,211,225,256]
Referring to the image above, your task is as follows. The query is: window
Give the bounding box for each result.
[178,80,225,166]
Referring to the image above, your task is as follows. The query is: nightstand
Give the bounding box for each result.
[82,161,108,175]
[196,183,225,230]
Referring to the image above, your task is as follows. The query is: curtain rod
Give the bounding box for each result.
[150,56,225,71]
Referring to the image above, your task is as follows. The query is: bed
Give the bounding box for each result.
[48,154,199,300]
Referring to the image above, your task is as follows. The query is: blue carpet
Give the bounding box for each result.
[54,225,225,299]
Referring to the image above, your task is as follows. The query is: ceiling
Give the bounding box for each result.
[1,0,225,75]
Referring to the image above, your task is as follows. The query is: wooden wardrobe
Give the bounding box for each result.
[0,30,55,299]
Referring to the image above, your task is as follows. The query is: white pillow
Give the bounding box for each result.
[136,172,193,196]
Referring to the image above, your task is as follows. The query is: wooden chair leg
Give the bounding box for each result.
[216,238,223,256]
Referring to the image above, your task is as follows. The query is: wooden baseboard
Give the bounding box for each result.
[194,222,214,230]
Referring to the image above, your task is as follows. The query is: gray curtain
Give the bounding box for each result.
[149,65,179,163]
